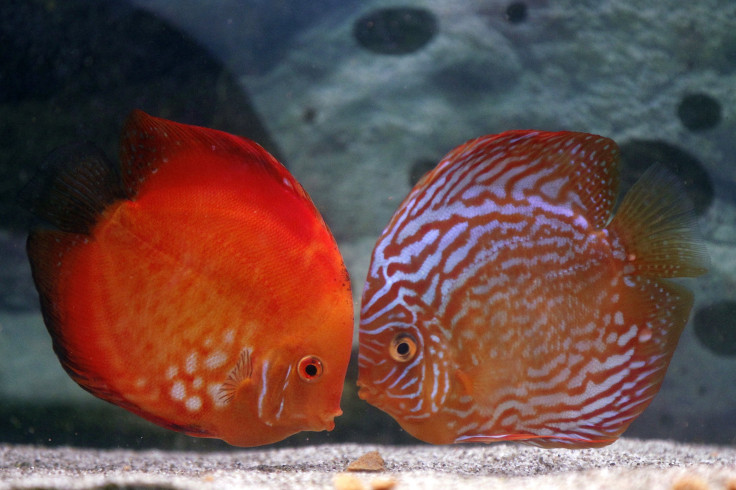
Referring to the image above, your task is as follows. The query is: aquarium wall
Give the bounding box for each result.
[1,0,735,448]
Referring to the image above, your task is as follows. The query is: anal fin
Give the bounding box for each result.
[576,276,694,444]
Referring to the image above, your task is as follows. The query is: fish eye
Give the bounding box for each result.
[390,333,418,362]
[298,355,324,382]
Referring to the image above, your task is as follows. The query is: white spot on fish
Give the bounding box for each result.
[193,377,203,389]
[223,330,235,344]
[185,352,198,374]
[205,351,227,370]
[171,381,185,401]
[208,383,226,407]
[638,327,653,342]
[166,366,178,380]
[614,311,624,326]
[185,396,202,412]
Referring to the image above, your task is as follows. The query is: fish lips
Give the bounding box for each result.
[356,380,386,410]
[305,408,341,432]
[319,410,340,431]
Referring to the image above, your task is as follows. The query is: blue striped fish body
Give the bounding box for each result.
[357,130,708,448]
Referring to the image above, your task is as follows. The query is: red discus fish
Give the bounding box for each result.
[23,110,353,446]
[357,130,709,448]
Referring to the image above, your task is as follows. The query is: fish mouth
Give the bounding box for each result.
[356,381,380,405]
[311,409,340,432]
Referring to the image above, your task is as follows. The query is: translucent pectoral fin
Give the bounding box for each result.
[216,348,254,406]
[454,369,474,398]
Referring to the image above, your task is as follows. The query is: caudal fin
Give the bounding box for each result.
[608,165,709,278]
[18,142,128,234]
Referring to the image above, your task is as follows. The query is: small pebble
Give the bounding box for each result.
[334,473,365,490]
[346,451,386,472]
[371,475,397,490]
[671,474,710,490]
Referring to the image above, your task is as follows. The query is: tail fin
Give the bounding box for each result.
[608,165,709,278]
[18,142,128,234]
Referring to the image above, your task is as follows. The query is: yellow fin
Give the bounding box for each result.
[609,165,709,277]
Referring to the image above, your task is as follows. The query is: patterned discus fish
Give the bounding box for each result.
[357,130,709,448]
[22,110,354,446]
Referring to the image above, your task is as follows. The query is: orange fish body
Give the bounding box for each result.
[24,110,353,446]
[357,131,708,448]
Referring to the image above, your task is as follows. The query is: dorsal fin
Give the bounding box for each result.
[433,130,621,229]
[531,131,620,229]
[18,142,128,234]
[119,110,311,203]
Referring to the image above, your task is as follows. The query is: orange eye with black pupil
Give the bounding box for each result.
[298,356,323,382]
[390,333,417,362]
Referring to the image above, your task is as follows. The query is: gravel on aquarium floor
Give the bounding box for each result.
[1,438,736,489]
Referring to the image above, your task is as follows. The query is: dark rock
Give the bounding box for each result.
[677,93,722,131]
[618,139,713,215]
[693,301,736,357]
[353,7,438,55]
[505,2,528,23]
